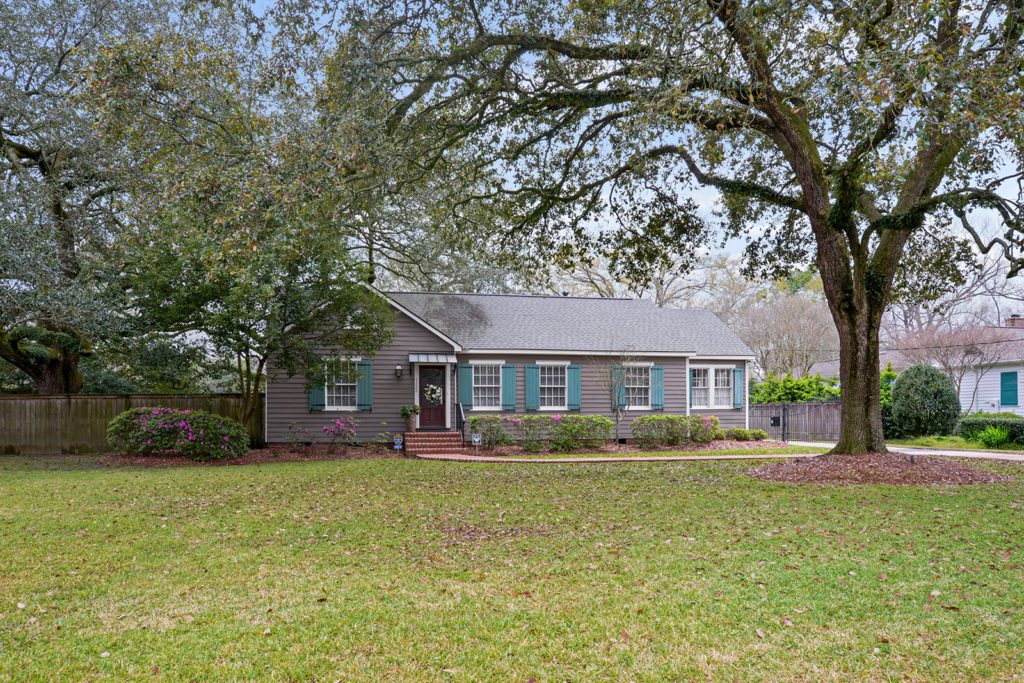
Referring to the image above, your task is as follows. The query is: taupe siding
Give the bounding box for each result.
[265,306,455,443]
[464,355,746,438]
[265,308,749,443]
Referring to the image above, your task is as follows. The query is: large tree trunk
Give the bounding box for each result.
[833,307,887,454]
[0,334,85,394]
[28,358,83,394]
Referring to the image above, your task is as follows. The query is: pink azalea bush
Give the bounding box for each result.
[503,415,550,452]
[107,407,250,460]
[498,414,613,452]
[467,415,512,449]
[321,416,358,450]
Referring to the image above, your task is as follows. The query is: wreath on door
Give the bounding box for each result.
[423,384,444,406]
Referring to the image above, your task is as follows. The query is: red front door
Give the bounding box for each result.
[418,365,446,429]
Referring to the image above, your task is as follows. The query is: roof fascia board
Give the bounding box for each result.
[461,349,694,357]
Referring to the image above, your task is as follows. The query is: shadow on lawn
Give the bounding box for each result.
[0,453,108,471]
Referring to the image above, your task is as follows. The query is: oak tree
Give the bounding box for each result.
[329,0,1024,452]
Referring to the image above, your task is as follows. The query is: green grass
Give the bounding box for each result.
[889,435,1024,452]
[506,444,827,459]
[3,455,1024,680]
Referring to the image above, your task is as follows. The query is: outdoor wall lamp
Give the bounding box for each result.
[394,364,404,378]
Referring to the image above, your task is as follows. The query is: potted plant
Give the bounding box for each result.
[400,404,420,432]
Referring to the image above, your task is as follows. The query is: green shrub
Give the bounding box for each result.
[468,415,512,449]
[977,425,1010,448]
[749,429,768,441]
[880,363,899,437]
[107,407,249,460]
[631,415,691,448]
[691,415,721,444]
[505,415,549,452]
[750,373,840,404]
[890,365,961,438]
[726,427,752,441]
[956,417,1024,444]
[548,414,613,451]
[966,411,1022,420]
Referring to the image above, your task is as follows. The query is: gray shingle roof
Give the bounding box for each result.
[386,291,753,357]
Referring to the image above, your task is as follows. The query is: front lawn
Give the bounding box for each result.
[506,444,827,459]
[2,456,1024,680]
[890,435,1024,452]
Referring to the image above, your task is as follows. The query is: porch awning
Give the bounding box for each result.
[408,353,458,364]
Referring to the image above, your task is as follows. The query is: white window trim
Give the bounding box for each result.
[536,361,569,411]
[623,363,652,411]
[689,364,737,410]
[685,357,691,416]
[470,361,505,411]
[324,357,361,412]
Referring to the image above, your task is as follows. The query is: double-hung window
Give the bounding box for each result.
[691,368,710,408]
[326,359,358,410]
[625,365,651,409]
[472,364,502,410]
[539,364,567,409]
[714,368,733,407]
[691,367,734,409]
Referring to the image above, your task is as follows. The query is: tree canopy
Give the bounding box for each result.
[322,0,1024,452]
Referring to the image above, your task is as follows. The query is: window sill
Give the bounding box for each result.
[325,406,358,412]
[538,406,568,411]
[471,407,504,412]
[691,405,741,411]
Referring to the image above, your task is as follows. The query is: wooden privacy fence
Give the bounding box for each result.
[750,401,841,442]
[0,394,264,455]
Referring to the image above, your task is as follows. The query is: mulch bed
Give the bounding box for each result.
[98,440,787,467]
[478,439,787,457]
[100,445,400,468]
[748,452,1012,486]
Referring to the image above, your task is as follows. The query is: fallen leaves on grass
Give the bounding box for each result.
[101,446,399,469]
[434,515,555,545]
[748,453,1011,485]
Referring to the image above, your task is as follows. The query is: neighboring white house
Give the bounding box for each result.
[954,318,1024,414]
[959,359,1024,415]
[807,316,1024,415]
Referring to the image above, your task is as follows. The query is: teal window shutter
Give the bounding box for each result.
[1001,371,1018,406]
[567,364,581,411]
[732,366,744,409]
[309,383,325,411]
[525,365,540,410]
[356,360,373,411]
[611,365,625,410]
[458,364,474,410]
[501,364,517,411]
[651,366,664,410]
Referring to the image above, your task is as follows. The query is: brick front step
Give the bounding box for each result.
[405,438,464,446]
[404,431,461,437]
[407,448,470,456]
[403,431,464,455]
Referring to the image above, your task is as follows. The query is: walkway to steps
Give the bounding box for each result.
[415,443,1024,464]
[413,451,826,464]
